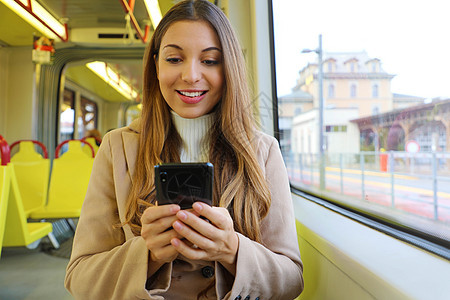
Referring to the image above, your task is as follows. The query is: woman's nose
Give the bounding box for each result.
[181,61,201,83]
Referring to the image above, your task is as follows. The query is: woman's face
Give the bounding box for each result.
[156,20,224,119]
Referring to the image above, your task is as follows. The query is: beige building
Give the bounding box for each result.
[279,51,425,155]
[295,51,396,117]
[292,108,360,155]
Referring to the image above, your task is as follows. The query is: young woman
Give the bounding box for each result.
[65,1,304,299]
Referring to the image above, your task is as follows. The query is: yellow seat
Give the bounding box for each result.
[30,141,94,219]
[0,165,10,258]
[10,141,44,162]
[82,137,99,157]
[2,165,52,248]
[11,141,50,218]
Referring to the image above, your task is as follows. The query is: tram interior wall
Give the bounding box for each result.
[0,47,36,143]
[294,195,450,300]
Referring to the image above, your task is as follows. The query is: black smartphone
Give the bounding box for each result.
[154,162,214,209]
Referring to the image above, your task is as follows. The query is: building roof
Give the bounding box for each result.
[323,51,388,73]
[351,98,450,126]
[279,89,313,101]
[392,93,426,100]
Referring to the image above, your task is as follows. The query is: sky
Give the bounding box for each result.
[272,0,450,99]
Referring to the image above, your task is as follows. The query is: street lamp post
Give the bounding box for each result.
[302,34,325,190]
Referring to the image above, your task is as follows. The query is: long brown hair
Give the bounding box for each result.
[124,0,271,243]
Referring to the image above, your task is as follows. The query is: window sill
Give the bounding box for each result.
[293,194,450,300]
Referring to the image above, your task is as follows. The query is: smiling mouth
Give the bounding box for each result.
[177,90,207,97]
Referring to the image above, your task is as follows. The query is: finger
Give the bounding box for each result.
[170,238,207,261]
[175,210,219,241]
[141,204,180,224]
[144,227,182,247]
[172,220,215,250]
[192,202,232,230]
[150,243,179,263]
[141,214,180,237]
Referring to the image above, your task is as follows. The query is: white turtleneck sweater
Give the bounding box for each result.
[171,111,215,162]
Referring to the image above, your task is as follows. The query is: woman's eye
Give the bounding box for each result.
[203,60,220,66]
[165,58,181,64]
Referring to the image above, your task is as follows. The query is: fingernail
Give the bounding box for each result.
[177,211,187,220]
[193,202,203,211]
[173,221,183,230]
[171,238,180,247]
[171,205,180,213]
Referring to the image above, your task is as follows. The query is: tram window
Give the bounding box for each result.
[60,89,75,141]
[272,0,450,248]
[78,97,98,138]
[125,104,141,126]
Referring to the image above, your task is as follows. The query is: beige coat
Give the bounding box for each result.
[65,119,304,300]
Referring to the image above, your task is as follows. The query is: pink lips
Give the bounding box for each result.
[177,90,207,104]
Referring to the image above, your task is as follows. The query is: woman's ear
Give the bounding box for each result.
[154,54,159,79]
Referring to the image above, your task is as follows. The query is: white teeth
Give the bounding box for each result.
[179,91,203,97]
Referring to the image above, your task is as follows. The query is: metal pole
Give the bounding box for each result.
[340,153,344,194]
[299,153,303,182]
[432,152,438,220]
[318,34,325,190]
[361,153,365,201]
[390,151,395,207]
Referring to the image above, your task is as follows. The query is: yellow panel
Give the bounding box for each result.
[0,2,38,47]
[3,166,52,247]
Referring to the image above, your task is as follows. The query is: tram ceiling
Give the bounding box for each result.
[1,0,217,103]
[0,0,220,47]
[0,0,181,47]
[0,0,178,103]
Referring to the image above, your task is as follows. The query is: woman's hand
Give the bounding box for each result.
[141,204,182,263]
[170,202,239,272]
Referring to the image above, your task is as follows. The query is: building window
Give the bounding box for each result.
[372,105,380,115]
[328,62,333,72]
[350,84,357,98]
[328,84,335,98]
[372,84,379,98]
[372,63,377,72]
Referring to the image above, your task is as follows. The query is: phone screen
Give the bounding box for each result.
[154,162,213,209]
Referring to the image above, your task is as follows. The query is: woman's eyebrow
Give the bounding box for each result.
[202,47,222,53]
[162,44,182,50]
[161,44,222,53]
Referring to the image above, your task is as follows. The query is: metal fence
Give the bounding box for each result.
[284,151,450,221]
